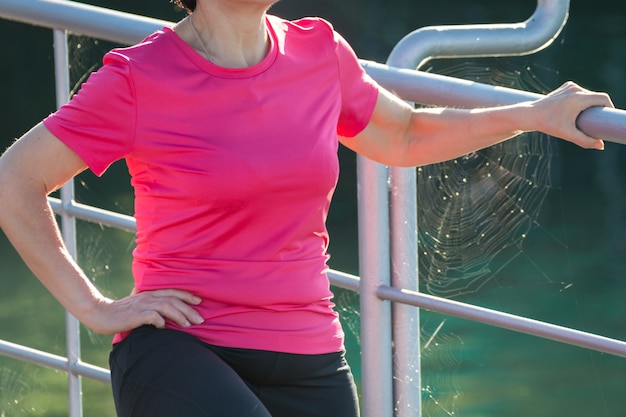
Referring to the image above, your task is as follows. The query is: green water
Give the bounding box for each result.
[1,1,625,416]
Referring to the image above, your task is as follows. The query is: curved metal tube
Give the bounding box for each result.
[388,0,570,70]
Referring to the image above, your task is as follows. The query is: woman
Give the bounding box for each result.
[0,0,613,416]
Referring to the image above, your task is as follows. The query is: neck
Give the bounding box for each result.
[182,1,274,68]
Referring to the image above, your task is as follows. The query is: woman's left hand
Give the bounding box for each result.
[532,81,614,150]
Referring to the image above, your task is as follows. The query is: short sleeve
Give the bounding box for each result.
[43,51,136,177]
[333,30,379,138]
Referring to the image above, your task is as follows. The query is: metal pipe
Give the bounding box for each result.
[357,157,395,417]
[48,197,137,232]
[0,339,111,383]
[377,285,626,358]
[0,0,170,45]
[388,0,569,70]
[388,172,420,417]
[388,170,419,417]
[54,27,83,417]
[327,270,360,292]
[362,60,626,145]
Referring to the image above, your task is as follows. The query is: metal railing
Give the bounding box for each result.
[1,1,625,417]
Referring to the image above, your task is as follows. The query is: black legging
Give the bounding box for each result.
[109,326,360,417]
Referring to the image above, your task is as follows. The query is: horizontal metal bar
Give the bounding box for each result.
[49,197,136,232]
[361,60,626,145]
[377,285,626,358]
[71,360,111,384]
[0,0,170,45]
[0,339,110,383]
[363,59,542,112]
[0,339,66,370]
[328,269,360,292]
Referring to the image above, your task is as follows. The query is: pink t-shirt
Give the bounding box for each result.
[44,15,379,354]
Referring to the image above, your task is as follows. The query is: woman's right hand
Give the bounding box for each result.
[83,289,205,335]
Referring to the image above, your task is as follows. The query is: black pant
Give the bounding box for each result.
[109,326,360,417]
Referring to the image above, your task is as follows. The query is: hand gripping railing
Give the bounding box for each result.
[362,61,626,143]
[1,1,625,417]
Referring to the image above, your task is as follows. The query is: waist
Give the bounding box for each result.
[132,256,333,307]
[114,301,344,354]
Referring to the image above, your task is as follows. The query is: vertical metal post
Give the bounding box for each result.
[357,156,394,417]
[389,165,420,416]
[53,28,83,417]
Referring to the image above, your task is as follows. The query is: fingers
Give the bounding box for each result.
[149,288,203,307]
[539,82,613,149]
[87,289,205,334]
[567,129,605,151]
[563,81,613,110]
[134,289,205,329]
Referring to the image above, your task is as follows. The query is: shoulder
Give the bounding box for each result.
[103,28,177,66]
[267,15,337,39]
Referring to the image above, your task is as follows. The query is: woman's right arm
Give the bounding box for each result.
[0,123,204,334]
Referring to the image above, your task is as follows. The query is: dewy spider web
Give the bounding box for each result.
[417,59,558,298]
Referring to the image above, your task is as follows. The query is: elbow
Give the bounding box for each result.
[0,156,49,216]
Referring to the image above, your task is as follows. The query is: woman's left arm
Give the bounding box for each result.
[339,82,614,167]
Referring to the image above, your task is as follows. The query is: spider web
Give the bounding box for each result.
[417,59,558,298]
